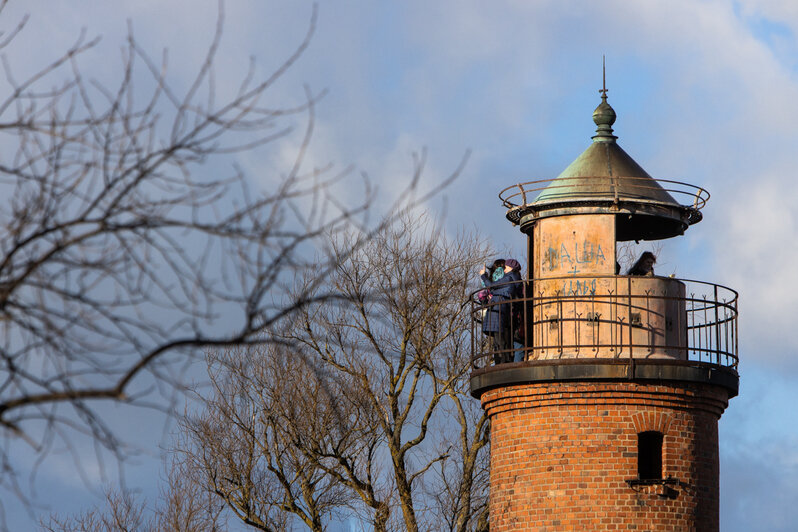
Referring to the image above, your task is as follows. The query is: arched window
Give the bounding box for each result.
[638,431,663,480]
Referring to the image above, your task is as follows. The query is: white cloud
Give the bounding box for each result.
[4,0,798,528]
[709,176,798,360]
[738,0,798,29]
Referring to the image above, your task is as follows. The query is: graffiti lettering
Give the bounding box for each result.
[561,278,597,296]
[560,243,572,265]
[543,240,607,272]
[544,247,558,271]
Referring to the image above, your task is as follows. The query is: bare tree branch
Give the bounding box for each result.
[151,215,494,531]
[0,3,464,517]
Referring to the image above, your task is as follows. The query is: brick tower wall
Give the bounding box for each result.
[482,381,730,531]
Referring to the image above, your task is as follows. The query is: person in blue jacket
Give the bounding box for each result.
[480,259,522,364]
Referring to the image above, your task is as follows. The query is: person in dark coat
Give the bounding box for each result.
[480,259,520,364]
[504,259,525,362]
[627,251,656,276]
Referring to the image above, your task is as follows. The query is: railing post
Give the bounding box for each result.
[645,290,652,355]
[714,285,720,365]
[573,295,579,355]
[678,288,685,360]
[703,292,712,362]
[470,299,477,368]
[723,298,730,367]
[734,297,739,369]
[627,276,633,360]
[557,293,563,354]
[521,278,531,361]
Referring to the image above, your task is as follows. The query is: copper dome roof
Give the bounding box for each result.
[501,92,707,241]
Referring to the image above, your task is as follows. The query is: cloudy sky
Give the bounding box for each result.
[3,1,798,530]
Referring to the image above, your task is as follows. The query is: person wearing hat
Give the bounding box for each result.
[479,258,523,364]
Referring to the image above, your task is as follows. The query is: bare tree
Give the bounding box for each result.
[44,217,491,532]
[43,460,226,532]
[283,215,491,531]
[42,488,147,532]
[424,380,490,532]
[161,215,491,531]
[616,241,665,274]
[0,1,465,513]
[175,345,354,531]
[152,453,226,532]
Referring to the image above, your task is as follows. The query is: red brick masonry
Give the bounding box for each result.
[481,381,731,531]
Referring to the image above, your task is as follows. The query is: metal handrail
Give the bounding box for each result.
[498,176,710,211]
[469,275,738,370]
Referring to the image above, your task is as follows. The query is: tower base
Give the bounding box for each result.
[480,373,734,531]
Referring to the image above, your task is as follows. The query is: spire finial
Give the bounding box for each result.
[592,55,617,142]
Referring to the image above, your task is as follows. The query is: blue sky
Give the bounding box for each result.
[3,1,798,530]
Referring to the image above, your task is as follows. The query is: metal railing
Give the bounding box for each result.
[498,176,710,211]
[469,275,738,370]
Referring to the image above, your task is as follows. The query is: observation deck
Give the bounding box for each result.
[468,275,739,397]
[471,86,740,400]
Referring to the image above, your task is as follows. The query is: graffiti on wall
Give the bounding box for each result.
[543,240,606,274]
[561,278,597,296]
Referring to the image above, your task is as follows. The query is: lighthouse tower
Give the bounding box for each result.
[470,85,738,531]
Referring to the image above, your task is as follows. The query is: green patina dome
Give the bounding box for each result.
[504,88,705,241]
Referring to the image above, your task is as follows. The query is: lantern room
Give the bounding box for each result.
[469,84,738,391]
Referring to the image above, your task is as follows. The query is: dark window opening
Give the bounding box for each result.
[638,431,663,480]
